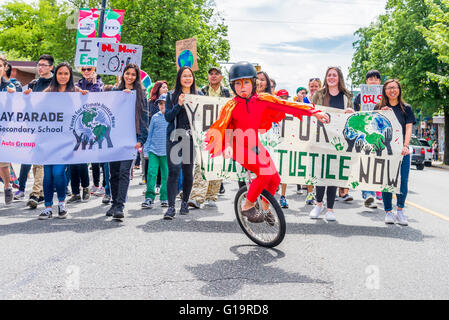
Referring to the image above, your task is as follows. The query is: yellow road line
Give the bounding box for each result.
[405,200,449,223]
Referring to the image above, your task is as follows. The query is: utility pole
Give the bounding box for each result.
[98,0,108,37]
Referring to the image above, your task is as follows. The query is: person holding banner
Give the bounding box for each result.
[303,78,322,205]
[310,66,354,222]
[36,62,88,219]
[164,66,203,220]
[353,70,383,209]
[18,54,55,208]
[205,62,329,223]
[375,79,415,226]
[0,54,15,205]
[107,64,148,220]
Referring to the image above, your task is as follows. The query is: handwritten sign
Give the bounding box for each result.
[175,38,198,71]
[97,42,143,76]
[360,84,383,111]
[74,37,115,67]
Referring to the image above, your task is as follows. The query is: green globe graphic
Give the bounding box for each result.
[73,107,113,150]
[178,49,194,68]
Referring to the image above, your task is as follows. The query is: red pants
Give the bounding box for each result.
[233,143,281,203]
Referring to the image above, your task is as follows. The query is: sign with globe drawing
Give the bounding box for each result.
[176,38,198,71]
[70,103,115,151]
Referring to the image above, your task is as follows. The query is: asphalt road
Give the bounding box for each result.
[0,164,448,300]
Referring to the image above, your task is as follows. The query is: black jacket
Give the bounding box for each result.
[164,90,203,141]
[26,76,53,92]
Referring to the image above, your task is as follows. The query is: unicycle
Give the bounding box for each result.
[234,172,286,248]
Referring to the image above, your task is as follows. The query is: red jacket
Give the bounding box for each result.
[205,93,320,157]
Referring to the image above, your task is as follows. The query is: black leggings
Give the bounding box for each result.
[315,186,337,209]
[166,137,194,208]
[92,163,106,187]
[70,164,89,195]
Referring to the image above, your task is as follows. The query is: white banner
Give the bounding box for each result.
[185,95,404,193]
[0,91,137,164]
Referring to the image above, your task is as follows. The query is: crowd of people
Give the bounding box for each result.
[0,53,415,226]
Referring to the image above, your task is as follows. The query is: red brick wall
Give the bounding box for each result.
[11,69,36,86]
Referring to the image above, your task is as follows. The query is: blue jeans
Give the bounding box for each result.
[362,190,376,199]
[104,162,111,196]
[43,165,67,207]
[382,154,410,212]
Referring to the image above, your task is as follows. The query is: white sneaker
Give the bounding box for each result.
[395,210,408,226]
[205,200,217,207]
[188,199,200,209]
[325,210,337,222]
[364,196,377,209]
[385,211,395,224]
[90,186,98,194]
[58,202,68,219]
[309,204,324,219]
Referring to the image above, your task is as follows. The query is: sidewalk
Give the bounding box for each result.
[432,161,449,170]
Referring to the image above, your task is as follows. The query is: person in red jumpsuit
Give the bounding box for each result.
[205,62,329,223]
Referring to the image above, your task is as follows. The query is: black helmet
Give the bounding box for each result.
[229,61,257,82]
[229,61,257,97]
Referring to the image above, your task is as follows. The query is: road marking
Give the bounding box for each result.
[405,200,449,223]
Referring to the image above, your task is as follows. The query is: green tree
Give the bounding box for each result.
[417,0,449,164]
[0,0,230,87]
[349,0,449,164]
[109,0,230,87]
[0,0,77,62]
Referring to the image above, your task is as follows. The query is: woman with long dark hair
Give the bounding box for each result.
[375,79,415,226]
[107,63,148,220]
[310,66,354,222]
[163,66,203,220]
[38,62,88,220]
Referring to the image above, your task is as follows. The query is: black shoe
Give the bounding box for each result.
[113,205,125,220]
[164,207,176,220]
[180,201,189,215]
[38,196,45,203]
[27,196,39,209]
[106,204,117,217]
[219,183,225,194]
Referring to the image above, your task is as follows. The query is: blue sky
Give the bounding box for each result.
[214,0,388,96]
[0,0,388,95]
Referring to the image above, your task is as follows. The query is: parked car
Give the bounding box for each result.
[410,136,425,170]
[418,138,433,167]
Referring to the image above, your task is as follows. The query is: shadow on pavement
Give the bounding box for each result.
[185,245,331,297]
[137,217,429,242]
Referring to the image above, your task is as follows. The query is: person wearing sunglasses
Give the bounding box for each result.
[65,66,105,204]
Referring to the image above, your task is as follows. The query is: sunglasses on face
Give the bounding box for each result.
[81,68,93,72]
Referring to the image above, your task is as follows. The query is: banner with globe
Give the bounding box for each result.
[184,95,404,193]
[0,91,138,164]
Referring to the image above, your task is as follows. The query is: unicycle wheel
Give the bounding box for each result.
[234,186,286,248]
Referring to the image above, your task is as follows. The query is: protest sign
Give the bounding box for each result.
[360,84,383,111]
[184,95,404,193]
[101,9,125,43]
[0,92,137,164]
[176,38,199,71]
[77,8,99,39]
[75,37,115,67]
[97,42,143,75]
